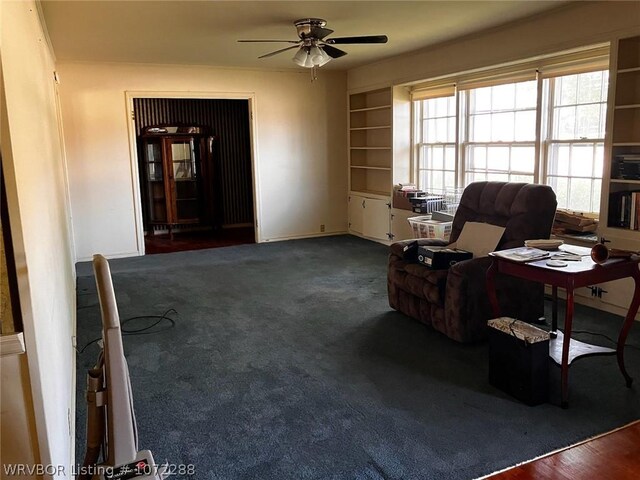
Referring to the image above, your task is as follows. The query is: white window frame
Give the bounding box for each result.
[414,96,458,193]
[541,71,608,213]
[409,45,609,214]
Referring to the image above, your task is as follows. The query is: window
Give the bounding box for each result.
[463,81,537,184]
[411,47,609,214]
[543,71,608,213]
[415,95,456,192]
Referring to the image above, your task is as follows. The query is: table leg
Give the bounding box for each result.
[486,259,500,317]
[560,287,575,409]
[617,268,640,388]
[551,285,558,339]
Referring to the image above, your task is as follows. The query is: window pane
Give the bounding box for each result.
[435,97,449,117]
[492,83,515,110]
[548,144,570,176]
[594,144,604,177]
[432,146,444,170]
[555,106,576,139]
[486,146,510,172]
[492,112,515,141]
[576,104,602,138]
[592,179,602,212]
[470,114,491,141]
[511,146,535,173]
[472,87,492,113]
[424,119,436,143]
[570,144,594,177]
[511,174,534,183]
[558,75,577,105]
[468,146,487,170]
[444,146,456,170]
[488,172,509,182]
[445,172,456,189]
[569,178,593,212]
[436,118,449,142]
[515,111,535,141]
[577,71,604,104]
[515,81,537,109]
[550,176,569,209]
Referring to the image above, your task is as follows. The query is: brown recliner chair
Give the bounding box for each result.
[388,181,557,343]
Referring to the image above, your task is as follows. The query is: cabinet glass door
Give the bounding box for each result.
[144,139,167,223]
[169,139,199,222]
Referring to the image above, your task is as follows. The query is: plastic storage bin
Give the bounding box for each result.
[408,216,452,241]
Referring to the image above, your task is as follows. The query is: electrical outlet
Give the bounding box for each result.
[320,224,325,232]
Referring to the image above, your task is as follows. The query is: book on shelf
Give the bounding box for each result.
[608,190,640,229]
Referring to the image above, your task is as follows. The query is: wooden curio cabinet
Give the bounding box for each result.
[139,125,217,235]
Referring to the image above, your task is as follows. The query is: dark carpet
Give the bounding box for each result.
[74,235,640,479]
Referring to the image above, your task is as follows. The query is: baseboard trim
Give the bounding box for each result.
[0,332,26,356]
[261,231,348,242]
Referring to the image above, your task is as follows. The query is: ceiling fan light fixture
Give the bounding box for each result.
[309,46,331,67]
[292,47,309,67]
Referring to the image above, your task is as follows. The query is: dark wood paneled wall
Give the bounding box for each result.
[133,98,253,226]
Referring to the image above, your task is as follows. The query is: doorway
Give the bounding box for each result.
[132,97,256,254]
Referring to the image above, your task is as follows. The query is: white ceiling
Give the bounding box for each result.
[40,1,569,71]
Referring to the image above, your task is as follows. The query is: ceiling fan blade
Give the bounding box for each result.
[238,40,300,44]
[321,44,348,59]
[326,35,388,45]
[258,45,300,59]
[308,26,334,40]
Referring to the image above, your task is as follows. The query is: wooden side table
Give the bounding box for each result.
[486,246,640,408]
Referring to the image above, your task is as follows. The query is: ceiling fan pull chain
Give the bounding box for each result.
[311,65,318,82]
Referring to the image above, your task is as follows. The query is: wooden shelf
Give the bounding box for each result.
[350,165,391,171]
[350,188,389,197]
[614,104,640,110]
[350,125,392,131]
[605,35,640,237]
[618,66,640,74]
[617,36,640,71]
[610,179,640,185]
[349,104,391,113]
[349,87,392,202]
[350,146,391,150]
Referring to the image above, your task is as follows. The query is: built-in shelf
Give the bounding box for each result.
[618,66,640,74]
[349,189,389,197]
[349,104,391,113]
[350,165,391,171]
[614,104,640,110]
[610,179,640,185]
[350,146,391,150]
[606,34,640,231]
[349,125,392,131]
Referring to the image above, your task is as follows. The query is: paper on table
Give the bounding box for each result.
[451,222,506,258]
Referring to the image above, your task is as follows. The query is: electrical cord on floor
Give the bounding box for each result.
[76,308,177,354]
[569,329,640,352]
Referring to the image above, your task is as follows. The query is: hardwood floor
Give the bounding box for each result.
[482,420,640,479]
[144,227,255,254]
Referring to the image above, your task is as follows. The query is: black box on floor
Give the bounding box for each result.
[417,246,472,269]
[487,318,550,406]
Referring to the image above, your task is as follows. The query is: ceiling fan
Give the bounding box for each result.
[238,18,388,69]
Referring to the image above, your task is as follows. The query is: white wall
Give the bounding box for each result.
[1,1,76,476]
[348,1,640,90]
[57,62,347,260]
